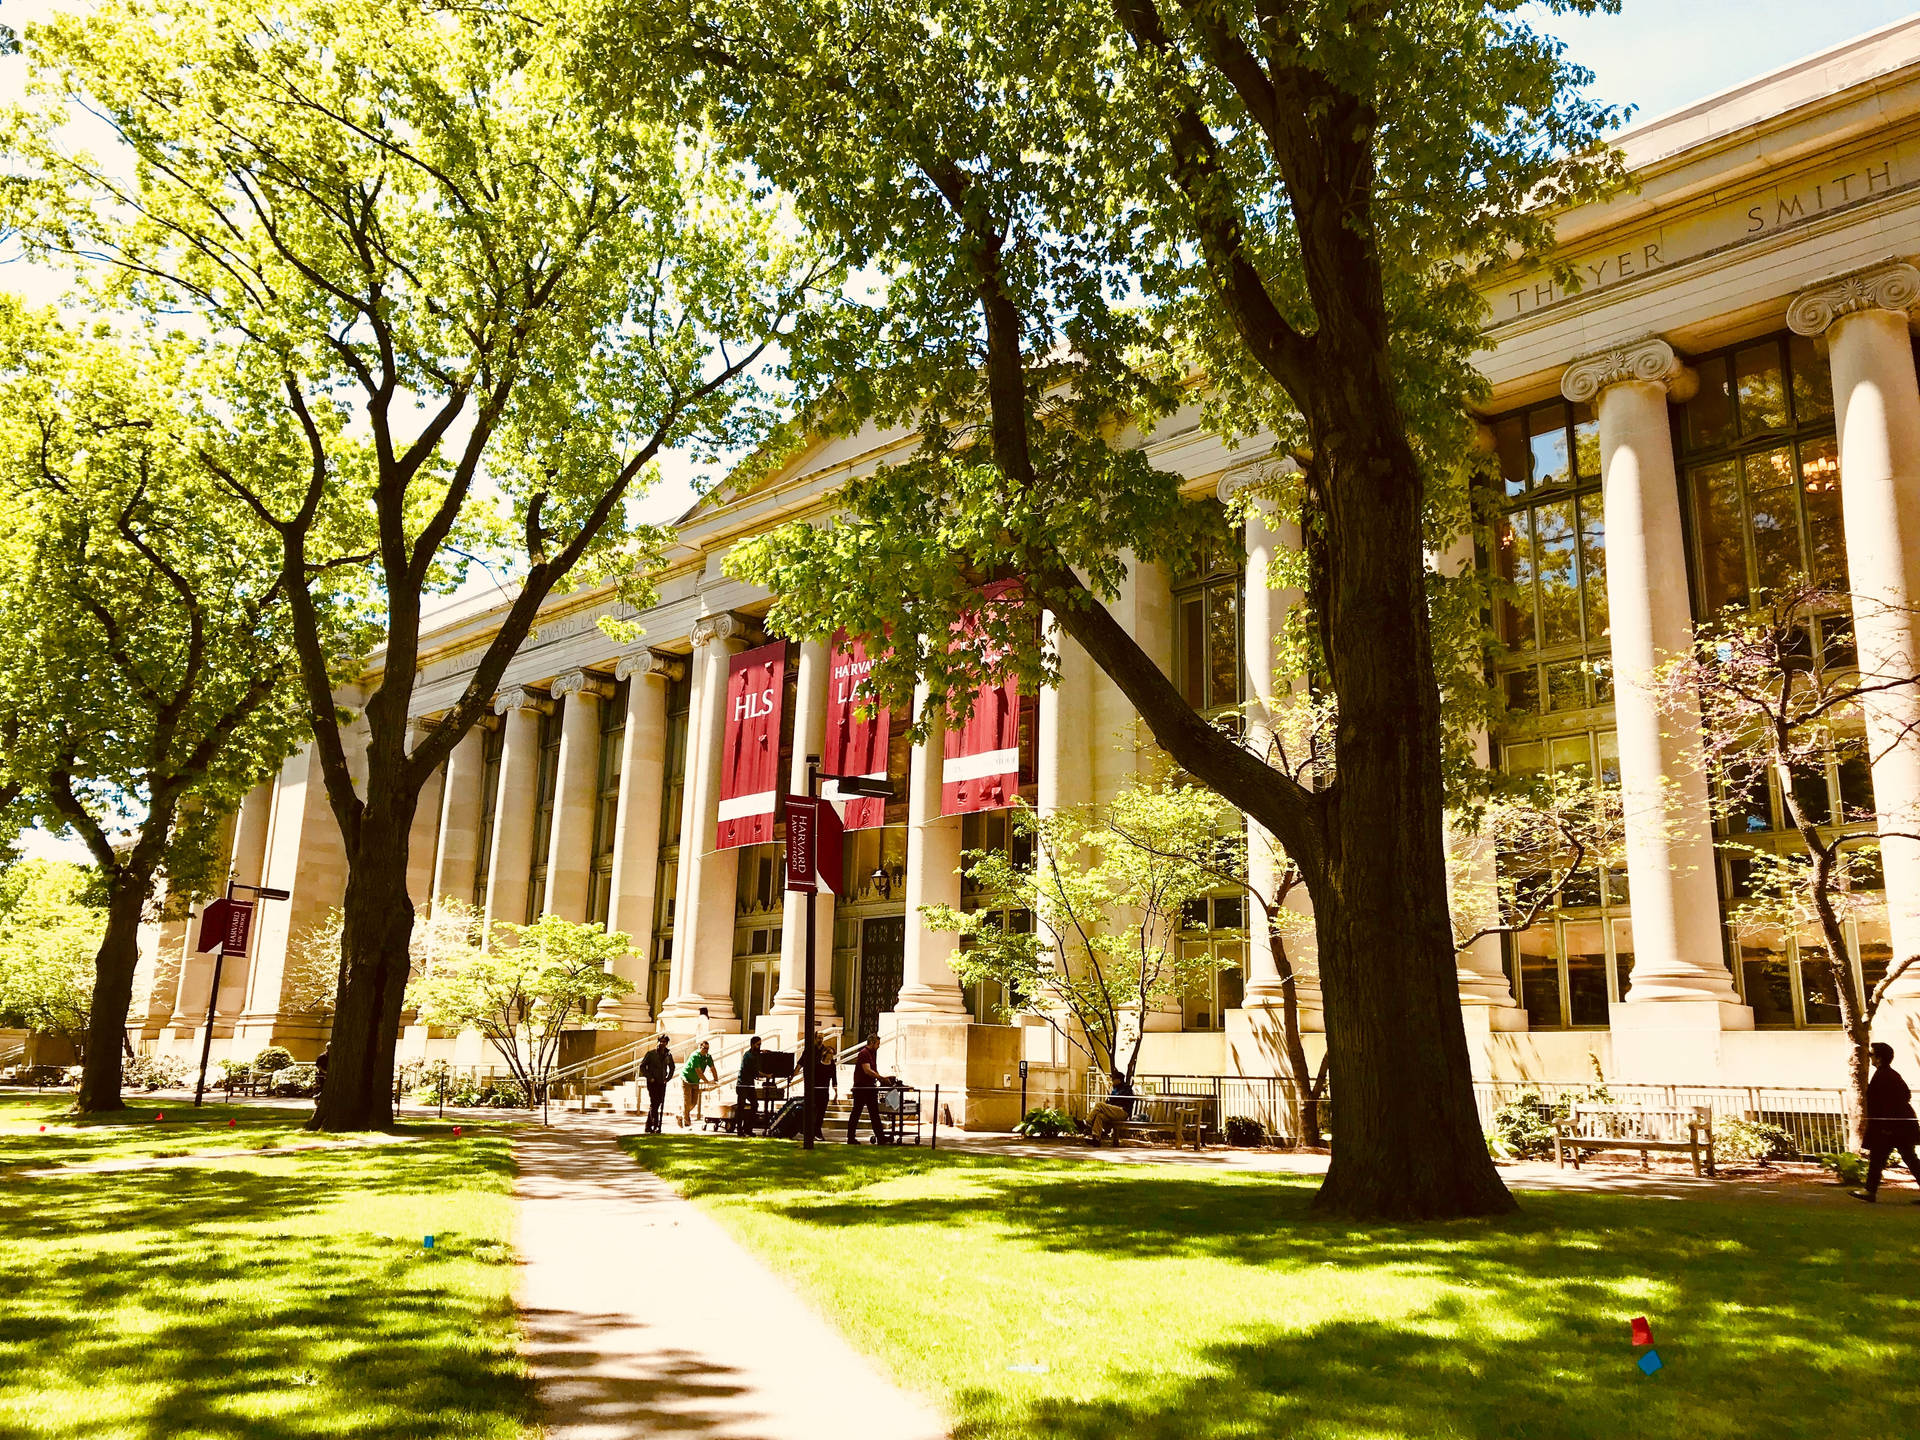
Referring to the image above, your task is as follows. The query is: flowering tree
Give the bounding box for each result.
[0,859,104,1047]
[1664,585,1920,1148]
[405,915,633,1105]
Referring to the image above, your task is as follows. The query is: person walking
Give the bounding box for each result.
[733,1035,765,1135]
[637,1033,674,1135]
[846,1033,891,1145]
[1854,1042,1920,1203]
[680,1039,716,1128]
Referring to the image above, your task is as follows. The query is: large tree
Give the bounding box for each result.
[612,0,1622,1216]
[11,0,828,1127]
[0,304,315,1110]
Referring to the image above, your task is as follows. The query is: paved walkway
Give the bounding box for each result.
[513,1122,949,1440]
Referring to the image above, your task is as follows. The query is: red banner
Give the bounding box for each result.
[942,579,1023,816]
[821,630,891,831]
[783,795,844,895]
[194,897,255,957]
[717,640,787,849]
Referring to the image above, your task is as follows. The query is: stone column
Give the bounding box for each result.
[600,650,682,1030]
[543,670,611,923]
[897,683,969,1016]
[660,614,745,1029]
[772,639,840,1023]
[1562,338,1749,1059]
[481,686,549,940]
[431,722,491,912]
[1790,262,1920,1010]
[404,720,445,913]
[1222,467,1328,1030]
[214,783,275,1022]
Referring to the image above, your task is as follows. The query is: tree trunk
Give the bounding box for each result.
[76,883,150,1113]
[1303,392,1515,1217]
[309,820,415,1131]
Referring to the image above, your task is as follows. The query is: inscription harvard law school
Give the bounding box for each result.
[1485,140,1918,322]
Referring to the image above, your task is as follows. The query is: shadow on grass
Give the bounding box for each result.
[0,1138,530,1439]
[623,1135,1920,1440]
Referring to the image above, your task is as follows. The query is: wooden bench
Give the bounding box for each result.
[1094,1094,1205,1151]
[1553,1104,1716,1177]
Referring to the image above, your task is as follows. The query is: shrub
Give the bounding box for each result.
[124,1054,191,1091]
[1014,1106,1080,1138]
[1818,1151,1867,1186]
[1714,1116,1796,1164]
[1487,1090,1565,1161]
[1222,1114,1267,1147]
[251,1046,297,1075]
[271,1063,320,1097]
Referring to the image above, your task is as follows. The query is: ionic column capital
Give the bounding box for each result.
[615,648,687,683]
[1787,260,1920,336]
[549,668,613,701]
[1560,335,1696,404]
[690,612,750,649]
[492,685,551,716]
[1215,454,1304,508]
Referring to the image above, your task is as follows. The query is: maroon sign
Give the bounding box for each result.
[821,630,891,831]
[783,794,844,895]
[941,579,1023,817]
[195,897,256,957]
[717,640,787,849]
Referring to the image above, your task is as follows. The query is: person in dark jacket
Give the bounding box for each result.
[846,1034,892,1144]
[1854,1042,1920,1203]
[732,1035,765,1134]
[637,1034,674,1134]
[801,1029,837,1142]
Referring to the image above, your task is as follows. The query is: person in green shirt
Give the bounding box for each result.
[680,1040,716,1128]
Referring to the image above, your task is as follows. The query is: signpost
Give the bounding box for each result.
[788,757,889,1151]
[191,880,291,1106]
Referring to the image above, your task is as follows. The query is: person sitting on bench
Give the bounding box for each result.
[1088,1073,1138,1146]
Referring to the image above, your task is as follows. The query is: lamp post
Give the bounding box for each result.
[792,760,894,1152]
[190,880,291,1107]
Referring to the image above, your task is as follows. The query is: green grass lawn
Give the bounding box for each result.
[0,1110,533,1439]
[0,1090,322,1168]
[622,1135,1920,1440]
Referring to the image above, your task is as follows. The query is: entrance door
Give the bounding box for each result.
[855,915,906,1041]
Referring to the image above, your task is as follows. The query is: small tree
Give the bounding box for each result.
[1666,585,1920,1149]
[927,787,1228,1094]
[406,914,634,1106]
[1449,767,1625,949]
[0,858,105,1048]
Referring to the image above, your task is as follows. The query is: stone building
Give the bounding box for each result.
[131,18,1920,1120]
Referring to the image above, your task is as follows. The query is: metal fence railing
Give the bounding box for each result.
[1085,1073,1856,1157]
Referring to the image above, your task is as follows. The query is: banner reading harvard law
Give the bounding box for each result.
[716,640,787,849]
[821,630,891,831]
[942,579,1023,816]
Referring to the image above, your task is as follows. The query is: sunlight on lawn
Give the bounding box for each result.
[0,1119,532,1439]
[0,1092,321,1167]
[622,1136,1920,1440]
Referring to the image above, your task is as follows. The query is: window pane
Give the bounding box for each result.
[1739,930,1796,1026]
[1564,921,1609,1025]
[1686,355,1734,450]
[1722,761,1774,834]
[1535,499,1580,645]
[1610,917,1634,1000]
[1788,333,1834,424]
[1744,447,1803,592]
[1549,733,1593,779]
[1545,660,1586,712]
[1207,583,1240,709]
[1179,597,1205,707]
[1837,738,1876,821]
[1571,402,1601,480]
[1858,914,1892,1006]
[1529,406,1571,487]
[1497,508,1536,650]
[1504,667,1539,717]
[1514,926,1563,1029]
[1595,731,1621,788]
[1799,436,1846,590]
[1798,941,1842,1026]
[1504,740,1545,777]
[1494,416,1530,497]
[1692,460,1747,612]
[1788,762,1831,828]
[1822,614,1857,671]
[1735,343,1789,434]
[1577,494,1607,643]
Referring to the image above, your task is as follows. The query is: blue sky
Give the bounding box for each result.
[1533,1,1919,122]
